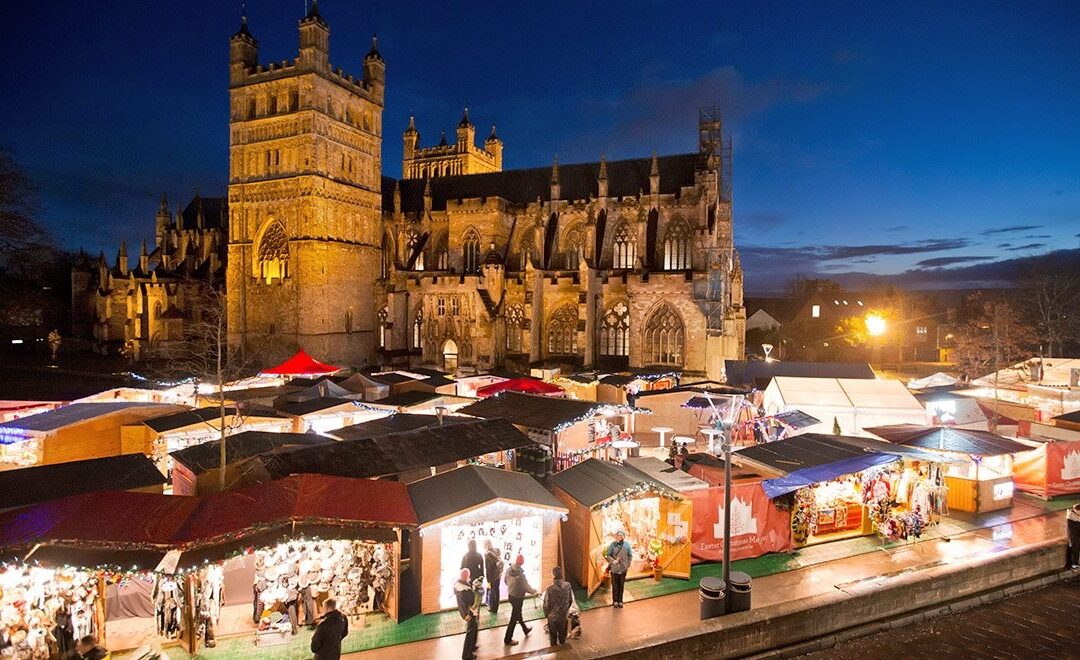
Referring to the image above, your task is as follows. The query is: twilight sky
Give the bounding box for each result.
[2,1,1078,293]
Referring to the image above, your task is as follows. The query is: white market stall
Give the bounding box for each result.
[763,377,927,438]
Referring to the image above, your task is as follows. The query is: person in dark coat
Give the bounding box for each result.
[483,539,505,613]
[53,606,76,656]
[503,554,538,646]
[460,539,485,605]
[310,598,348,660]
[604,530,633,608]
[74,635,108,660]
[542,566,573,647]
[455,568,479,660]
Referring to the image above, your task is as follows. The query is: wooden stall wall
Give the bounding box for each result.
[658,497,692,579]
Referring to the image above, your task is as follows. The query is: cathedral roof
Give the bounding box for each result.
[180,197,227,230]
[384,152,700,214]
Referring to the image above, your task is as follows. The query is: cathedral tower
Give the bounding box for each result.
[225,2,385,365]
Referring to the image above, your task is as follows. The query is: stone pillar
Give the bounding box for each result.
[528,263,543,363]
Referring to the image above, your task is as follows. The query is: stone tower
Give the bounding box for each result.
[225,2,385,365]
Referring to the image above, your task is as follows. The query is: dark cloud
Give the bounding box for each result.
[1006,243,1047,251]
[914,256,995,268]
[981,224,1043,235]
[817,239,969,261]
[996,243,1013,249]
[1023,234,1052,239]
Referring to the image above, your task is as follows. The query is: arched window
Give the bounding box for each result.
[563,226,584,269]
[462,229,481,274]
[612,222,636,269]
[258,220,289,283]
[406,231,424,271]
[518,228,537,271]
[599,302,630,356]
[643,304,685,365]
[380,234,390,279]
[663,221,691,270]
[506,305,525,352]
[437,247,449,270]
[547,304,579,355]
[377,307,388,349]
[412,309,423,350]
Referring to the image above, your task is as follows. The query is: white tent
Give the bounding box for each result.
[974,358,1080,388]
[907,372,960,390]
[763,377,927,437]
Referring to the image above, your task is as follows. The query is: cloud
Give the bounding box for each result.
[736,211,787,233]
[1023,234,1051,239]
[981,224,1043,235]
[1005,243,1047,251]
[914,256,995,268]
[996,243,1013,249]
[884,225,908,232]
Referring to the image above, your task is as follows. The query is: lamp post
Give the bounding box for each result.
[716,394,743,591]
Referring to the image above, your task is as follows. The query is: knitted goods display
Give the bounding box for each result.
[0,565,98,660]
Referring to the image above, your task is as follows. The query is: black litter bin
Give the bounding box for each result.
[699,576,726,619]
[727,571,752,613]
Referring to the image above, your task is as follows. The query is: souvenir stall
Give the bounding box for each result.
[1012,422,1080,498]
[596,370,681,405]
[0,564,104,659]
[677,453,792,562]
[762,377,928,437]
[407,465,567,614]
[629,382,749,440]
[258,349,342,377]
[553,373,601,401]
[550,459,691,596]
[475,377,565,398]
[866,425,1033,513]
[274,398,389,434]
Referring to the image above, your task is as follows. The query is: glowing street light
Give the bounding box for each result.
[865,312,887,337]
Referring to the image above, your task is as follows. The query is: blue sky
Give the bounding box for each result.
[2,0,1078,293]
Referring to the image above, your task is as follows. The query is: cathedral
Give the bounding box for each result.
[73,3,745,377]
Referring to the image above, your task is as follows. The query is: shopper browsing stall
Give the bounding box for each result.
[455,569,479,660]
[542,566,573,647]
[484,539,505,614]
[310,598,348,660]
[503,555,538,646]
[605,531,632,608]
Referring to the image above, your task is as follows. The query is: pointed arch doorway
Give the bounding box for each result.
[442,339,459,372]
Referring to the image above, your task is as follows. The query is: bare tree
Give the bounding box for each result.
[1018,265,1080,359]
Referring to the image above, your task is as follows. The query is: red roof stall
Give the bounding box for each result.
[259,349,342,376]
[475,377,565,398]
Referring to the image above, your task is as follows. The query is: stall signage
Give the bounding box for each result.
[687,483,791,562]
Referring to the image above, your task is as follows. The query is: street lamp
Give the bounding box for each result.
[865,312,887,337]
[716,395,744,593]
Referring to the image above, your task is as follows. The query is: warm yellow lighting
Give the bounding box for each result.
[865,312,887,337]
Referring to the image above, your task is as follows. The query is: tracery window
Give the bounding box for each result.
[643,304,684,365]
[437,248,449,270]
[612,222,636,269]
[599,302,630,356]
[450,296,460,316]
[547,304,579,355]
[663,221,691,270]
[412,309,423,350]
[406,231,424,270]
[437,297,446,316]
[563,227,584,269]
[518,229,537,271]
[258,220,289,282]
[462,229,481,274]
[377,307,388,349]
[506,305,525,352]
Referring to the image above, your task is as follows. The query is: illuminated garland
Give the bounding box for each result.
[597,481,682,510]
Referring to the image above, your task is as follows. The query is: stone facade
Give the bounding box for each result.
[401,110,503,179]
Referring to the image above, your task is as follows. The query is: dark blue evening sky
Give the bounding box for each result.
[2,1,1078,292]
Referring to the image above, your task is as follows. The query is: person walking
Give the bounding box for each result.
[503,554,538,646]
[604,530,633,608]
[460,539,485,605]
[310,598,348,660]
[455,568,480,660]
[1067,503,1080,569]
[542,566,573,647]
[484,539,505,613]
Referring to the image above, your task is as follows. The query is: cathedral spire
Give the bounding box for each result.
[550,156,559,186]
[458,106,473,128]
[650,150,660,195]
[159,193,168,213]
[650,150,659,176]
[598,153,607,180]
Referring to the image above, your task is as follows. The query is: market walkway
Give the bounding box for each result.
[347,502,1074,659]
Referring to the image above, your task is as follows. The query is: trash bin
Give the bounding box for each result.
[727,571,752,613]
[699,576,726,619]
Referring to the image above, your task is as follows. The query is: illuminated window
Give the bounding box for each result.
[662,221,691,270]
[506,304,525,352]
[437,297,446,316]
[916,326,928,335]
[563,227,584,269]
[412,309,423,350]
[600,302,630,356]
[462,229,481,274]
[437,248,448,270]
[612,222,636,269]
[643,304,684,365]
[450,296,460,316]
[257,221,289,282]
[547,304,579,355]
[811,305,820,318]
[380,235,389,279]
[377,307,388,349]
[406,232,424,270]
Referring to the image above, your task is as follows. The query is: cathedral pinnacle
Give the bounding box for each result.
[651,150,659,177]
[458,107,473,129]
[551,156,559,185]
[439,131,448,147]
[487,124,499,141]
[366,33,383,62]
[598,154,608,180]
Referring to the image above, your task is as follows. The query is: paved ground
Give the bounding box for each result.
[802,574,1080,660]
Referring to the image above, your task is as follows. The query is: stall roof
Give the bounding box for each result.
[0,473,416,568]
[772,409,822,430]
[275,397,363,416]
[623,457,709,492]
[144,406,287,432]
[367,372,419,385]
[724,361,875,387]
[1053,410,1080,425]
[767,377,924,411]
[250,418,535,482]
[408,464,566,526]
[459,391,637,431]
[549,458,668,508]
[864,424,1033,456]
[637,382,749,400]
[0,402,181,433]
[476,377,564,398]
[329,413,470,440]
[277,379,358,403]
[260,349,341,376]
[731,433,904,475]
[0,454,167,510]
[169,431,333,472]
[371,390,442,407]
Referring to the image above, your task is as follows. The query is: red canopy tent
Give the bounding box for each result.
[475,377,564,398]
[259,348,342,376]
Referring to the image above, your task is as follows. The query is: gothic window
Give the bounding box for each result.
[547,304,579,355]
[505,304,525,352]
[257,220,289,283]
[518,228,537,271]
[450,296,460,316]
[290,90,299,111]
[412,309,423,350]
[462,229,481,274]
[599,302,630,357]
[663,221,691,270]
[377,307,388,349]
[380,235,390,279]
[248,98,257,119]
[612,222,636,269]
[437,297,446,316]
[345,310,353,334]
[563,227,584,269]
[643,304,685,366]
[437,248,449,270]
[269,95,277,114]
[406,232,424,270]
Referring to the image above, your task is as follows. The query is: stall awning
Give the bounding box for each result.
[460,391,643,432]
[330,413,471,440]
[549,458,674,508]
[623,457,709,493]
[0,454,167,510]
[865,424,1033,456]
[475,377,564,398]
[771,410,821,430]
[260,349,341,376]
[407,464,567,526]
[762,453,901,498]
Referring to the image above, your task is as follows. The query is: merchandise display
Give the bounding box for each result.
[597,497,660,577]
[438,516,543,609]
[0,565,99,660]
[152,575,184,639]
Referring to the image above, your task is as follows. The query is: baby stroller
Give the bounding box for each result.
[540,596,582,639]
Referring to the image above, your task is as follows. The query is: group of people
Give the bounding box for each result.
[453,531,634,659]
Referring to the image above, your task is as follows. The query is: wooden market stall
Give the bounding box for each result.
[0,453,166,512]
[1012,422,1080,498]
[549,458,692,596]
[406,465,567,614]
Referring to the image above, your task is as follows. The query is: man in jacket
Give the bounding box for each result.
[460,539,485,606]
[503,554,538,645]
[542,566,573,647]
[310,598,348,660]
[455,568,480,660]
[604,530,632,608]
[484,539,505,613]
